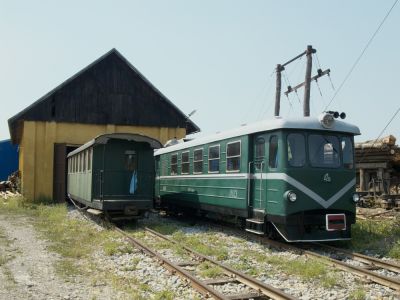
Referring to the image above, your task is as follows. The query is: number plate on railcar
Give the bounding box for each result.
[326,214,346,231]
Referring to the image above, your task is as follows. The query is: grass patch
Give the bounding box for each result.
[198,261,224,278]
[103,240,134,256]
[230,260,259,276]
[56,259,80,277]
[153,290,175,300]
[171,231,228,260]
[147,223,179,235]
[343,217,400,258]
[348,287,366,300]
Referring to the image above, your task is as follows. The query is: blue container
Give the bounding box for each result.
[0,140,18,181]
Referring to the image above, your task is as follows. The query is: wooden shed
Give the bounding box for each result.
[8,49,199,202]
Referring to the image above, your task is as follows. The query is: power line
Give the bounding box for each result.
[325,0,399,110]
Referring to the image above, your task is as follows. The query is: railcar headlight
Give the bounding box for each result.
[285,191,297,202]
[352,193,360,203]
[318,113,335,129]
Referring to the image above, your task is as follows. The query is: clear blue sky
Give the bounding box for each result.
[1,1,399,142]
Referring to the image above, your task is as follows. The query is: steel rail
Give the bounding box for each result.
[145,227,296,300]
[114,227,229,300]
[254,237,400,291]
[313,242,400,274]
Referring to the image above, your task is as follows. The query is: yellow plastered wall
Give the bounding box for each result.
[20,121,185,201]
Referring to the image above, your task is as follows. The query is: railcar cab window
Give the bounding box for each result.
[287,133,306,167]
[208,145,220,173]
[269,135,279,169]
[181,151,189,174]
[170,154,178,175]
[193,148,203,174]
[309,135,340,168]
[226,141,241,172]
[341,137,354,169]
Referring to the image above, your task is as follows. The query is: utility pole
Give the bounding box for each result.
[274,64,283,117]
[274,45,328,117]
[303,45,314,117]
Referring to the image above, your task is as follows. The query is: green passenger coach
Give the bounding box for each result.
[154,113,361,242]
[67,133,162,218]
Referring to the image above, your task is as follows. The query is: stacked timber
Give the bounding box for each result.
[355,135,400,166]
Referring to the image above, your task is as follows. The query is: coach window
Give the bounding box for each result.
[171,154,178,175]
[181,151,189,174]
[269,135,279,168]
[287,133,306,167]
[87,148,92,171]
[208,145,220,173]
[193,149,203,174]
[341,137,354,169]
[226,141,241,172]
[161,157,167,176]
[83,151,87,172]
[125,150,137,171]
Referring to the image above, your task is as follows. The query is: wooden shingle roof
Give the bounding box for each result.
[8,49,200,144]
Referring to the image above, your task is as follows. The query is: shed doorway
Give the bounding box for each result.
[53,143,79,202]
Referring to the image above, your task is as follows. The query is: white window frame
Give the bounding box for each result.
[181,151,190,175]
[170,153,178,175]
[208,144,220,174]
[226,140,241,173]
[193,148,203,174]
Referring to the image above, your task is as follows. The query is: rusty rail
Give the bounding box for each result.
[114,227,229,299]
[144,227,296,300]
[254,237,400,291]
[313,242,400,274]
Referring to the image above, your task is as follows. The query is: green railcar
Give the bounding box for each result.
[67,133,161,218]
[154,114,361,242]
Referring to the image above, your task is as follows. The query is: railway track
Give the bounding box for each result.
[114,226,296,300]
[312,242,400,274]
[252,236,400,291]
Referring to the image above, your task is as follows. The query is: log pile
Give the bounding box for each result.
[355,135,400,209]
[355,135,400,165]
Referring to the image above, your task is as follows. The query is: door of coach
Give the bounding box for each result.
[250,135,267,212]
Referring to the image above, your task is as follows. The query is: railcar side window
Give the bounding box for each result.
[181,151,189,174]
[309,135,340,168]
[170,154,178,175]
[341,137,354,169]
[269,136,279,168]
[193,149,203,173]
[226,141,241,172]
[208,145,220,173]
[287,133,306,167]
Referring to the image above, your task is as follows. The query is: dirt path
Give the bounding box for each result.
[0,214,124,300]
